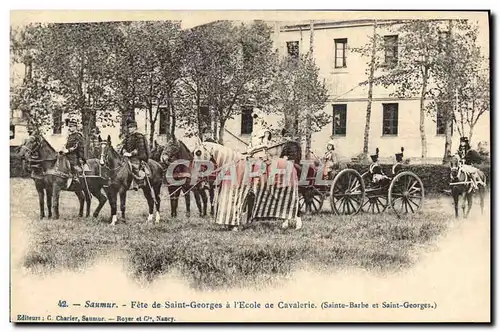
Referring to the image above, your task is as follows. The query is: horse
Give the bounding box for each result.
[192,140,302,231]
[156,138,214,218]
[449,154,486,218]
[17,134,108,220]
[98,135,164,225]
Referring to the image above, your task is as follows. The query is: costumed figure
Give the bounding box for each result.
[323,140,339,180]
[246,111,271,161]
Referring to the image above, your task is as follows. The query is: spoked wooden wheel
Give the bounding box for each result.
[388,171,424,217]
[299,187,325,214]
[360,171,388,213]
[330,169,366,215]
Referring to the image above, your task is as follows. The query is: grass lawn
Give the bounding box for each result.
[11,178,464,291]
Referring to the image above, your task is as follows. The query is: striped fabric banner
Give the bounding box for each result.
[194,142,300,227]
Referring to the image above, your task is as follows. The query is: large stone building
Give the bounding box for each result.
[10,18,490,162]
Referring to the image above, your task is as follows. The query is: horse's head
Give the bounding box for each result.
[18,134,42,160]
[449,154,462,181]
[159,139,181,167]
[99,135,120,167]
[192,138,214,163]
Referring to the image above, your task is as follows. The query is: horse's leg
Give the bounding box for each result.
[141,186,155,223]
[92,187,108,219]
[169,187,178,218]
[52,183,61,220]
[46,186,53,219]
[84,187,92,218]
[452,191,459,218]
[209,184,215,216]
[461,192,467,218]
[154,183,161,224]
[75,190,85,218]
[105,188,118,225]
[193,187,204,217]
[184,185,191,218]
[36,182,45,219]
[466,193,473,218]
[119,188,127,222]
[199,187,208,217]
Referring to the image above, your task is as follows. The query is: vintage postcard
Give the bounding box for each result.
[9,10,491,323]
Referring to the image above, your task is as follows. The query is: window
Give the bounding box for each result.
[286,41,299,59]
[384,35,398,67]
[159,106,168,135]
[436,102,453,135]
[10,124,14,139]
[332,104,347,136]
[241,107,253,135]
[334,38,347,68]
[200,106,210,130]
[382,103,398,136]
[52,109,62,134]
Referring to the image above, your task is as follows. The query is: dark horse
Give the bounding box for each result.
[98,135,164,225]
[157,138,214,218]
[449,154,486,218]
[17,134,108,219]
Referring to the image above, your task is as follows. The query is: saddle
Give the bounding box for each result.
[128,160,151,180]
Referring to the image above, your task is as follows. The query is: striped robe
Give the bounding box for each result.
[202,142,299,226]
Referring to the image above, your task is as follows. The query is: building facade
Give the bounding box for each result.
[11,18,490,163]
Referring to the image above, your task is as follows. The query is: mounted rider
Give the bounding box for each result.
[119,119,151,191]
[456,136,485,191]
[62,119,86,188]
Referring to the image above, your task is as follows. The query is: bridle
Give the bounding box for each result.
[99,141,126,174]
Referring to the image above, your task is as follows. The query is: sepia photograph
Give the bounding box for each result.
[9,9,491,323]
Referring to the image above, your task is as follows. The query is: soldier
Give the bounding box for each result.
[88,127,102,159]
[120,119,150,191]
[62,119,85,188]
[246,111,272,160]
[457,137,485,191]
[369,148,390,185]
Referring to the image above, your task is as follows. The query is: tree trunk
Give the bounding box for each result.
[218,117,225,145]
[442,19,454,164]
[363,22,378,161]
[419,69,428,159]
[148,104,155,145]
[170,98,176,139]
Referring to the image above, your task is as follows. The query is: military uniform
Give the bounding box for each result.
[88,127,102,159]
[369,148,390,185]
[120,120,150,190]
[65,131,85,174]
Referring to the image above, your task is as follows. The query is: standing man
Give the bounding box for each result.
[62,119,85,189]
[120,119,150,191]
